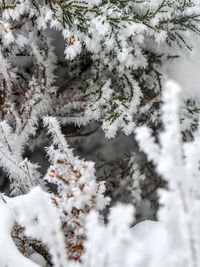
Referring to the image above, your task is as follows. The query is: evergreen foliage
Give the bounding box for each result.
[0,0,200,266]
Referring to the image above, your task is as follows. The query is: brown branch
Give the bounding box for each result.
[0,22,8,33]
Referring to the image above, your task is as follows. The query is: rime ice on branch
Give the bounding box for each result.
[136,80,200,267]
[0,0,199,138]
[0,1,200,267]
[44,116,110,261]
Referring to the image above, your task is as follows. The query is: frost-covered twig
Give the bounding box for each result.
[136,80,200,267]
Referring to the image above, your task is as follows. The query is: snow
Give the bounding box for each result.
[0,1,200,266]
[131,220,168,248]
[29,253,46,267]
[0,200,40,267]
[131,220,169,267]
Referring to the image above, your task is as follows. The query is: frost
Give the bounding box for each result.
[64,38,82,60]
[0,1,199,266]
[16,35,29,47]
[136,80,200,267]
